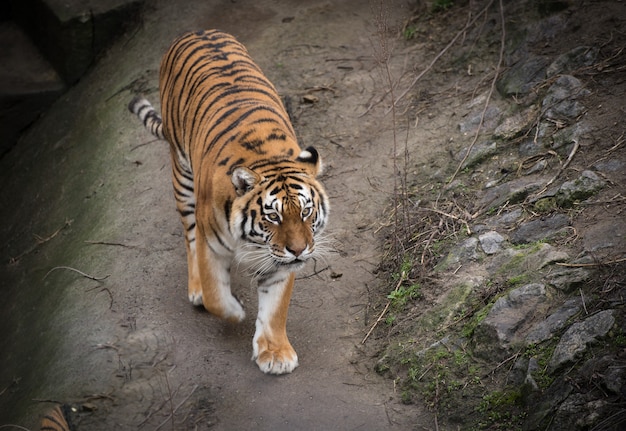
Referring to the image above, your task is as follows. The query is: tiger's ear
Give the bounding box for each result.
[232,167,262,196]
[296,146,323,176]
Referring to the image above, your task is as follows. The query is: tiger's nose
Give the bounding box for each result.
[286,245,306,257]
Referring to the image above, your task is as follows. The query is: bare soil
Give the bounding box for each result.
[0,0,624,430]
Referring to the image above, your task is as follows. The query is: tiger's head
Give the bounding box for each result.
[230,147,329,276]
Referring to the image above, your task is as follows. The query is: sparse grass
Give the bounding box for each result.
[473,390,525,431]
[506,274,529,287]
[388,283,422,307]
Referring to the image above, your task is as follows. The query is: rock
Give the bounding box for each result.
[555,170,605,207]
[479,177,547,211]
[551,395,611,430]
[478,231,505,255]
[547,46,600,77]
[475,209,523,234]
[525,298,581,344]
[494,105,539,139]
[552,394,588,429]
[544,267,590,292]
[549,122,589,152]
[580,354,625,395]
[593,158,625,174]
[542,75,590,120]
[455,141,497,169]
[581,216,626,257]
[524,159,548,176]
[435,237,479,271]
[549,310,615,371]
[13,0,143,85]
[524,242,569,269]
[603,364,626,396]
[0,23,66,155]
[510,214,570,244]
[518,138,545,157]
[497,55,549,96]
[474,283,548,359]
[523,376,573,431]
[492,208,523,228]
[459,106,502,134]
[510,356,541,398]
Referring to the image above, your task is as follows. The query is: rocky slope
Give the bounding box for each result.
[370,1,626,429]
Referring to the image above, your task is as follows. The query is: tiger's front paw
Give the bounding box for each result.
[220,295,246,323]
[252,334,298,375]
[188,281,203,306]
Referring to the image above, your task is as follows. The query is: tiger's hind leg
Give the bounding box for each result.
[169,155,204,305]
[253,272,298,374]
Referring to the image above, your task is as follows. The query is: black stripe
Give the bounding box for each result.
[224,198,232,224]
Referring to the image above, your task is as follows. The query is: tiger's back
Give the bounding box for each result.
[160,30,300,170]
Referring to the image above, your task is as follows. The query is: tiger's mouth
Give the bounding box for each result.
[275,257,307,269]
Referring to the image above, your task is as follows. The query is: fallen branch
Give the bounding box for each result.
[556,256,626,267]
[84,240,137,248]
[361,301,391,345]
[0,424,32,430]
[8,220,73,264]
[361,273,406,344]
[43,266,110,281]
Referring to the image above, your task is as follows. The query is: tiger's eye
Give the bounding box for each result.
[301,207,312,218]
[266,212,281,223]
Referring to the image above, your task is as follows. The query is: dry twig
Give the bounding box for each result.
[43,266,110,281]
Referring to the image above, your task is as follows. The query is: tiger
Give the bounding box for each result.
[129,30,329,375]
[40,404,75,431]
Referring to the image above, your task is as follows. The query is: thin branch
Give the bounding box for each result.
[43,266,110,281]
[580,288,588,315]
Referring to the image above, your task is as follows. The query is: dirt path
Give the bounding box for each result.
[0,0,442,429]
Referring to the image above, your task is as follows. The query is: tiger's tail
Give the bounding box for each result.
[40,404,75,431]
[128,95,166,140]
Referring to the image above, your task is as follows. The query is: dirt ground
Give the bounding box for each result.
[1,0,625,430]
[0,0,438,429]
